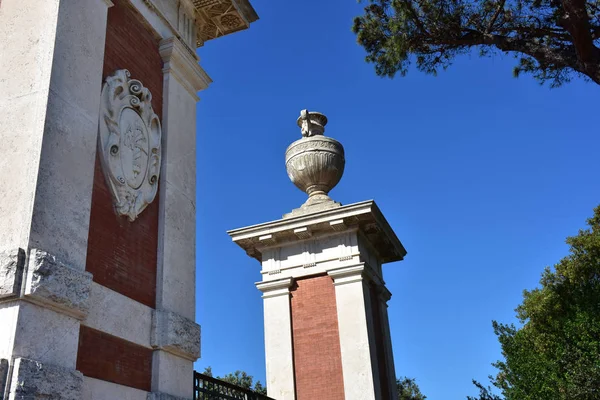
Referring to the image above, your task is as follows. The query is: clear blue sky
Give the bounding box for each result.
[194,1,600,398]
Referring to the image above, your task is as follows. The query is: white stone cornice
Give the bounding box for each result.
[228,200,407,265]
[160,37,212,101]
[101,0,114,7]
[256,278,293,298]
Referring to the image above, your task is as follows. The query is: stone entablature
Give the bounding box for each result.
[228,200,407,280]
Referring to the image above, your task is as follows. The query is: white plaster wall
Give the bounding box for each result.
[157,68,198,321]
[151,350,193,398]
[11,301,80,369]
[0,0,60,251]
[262,290,295,400]
[0,302,19,360]
[84,283,153,348]
[83,377,148,400]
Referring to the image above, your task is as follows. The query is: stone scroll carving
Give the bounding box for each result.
[98,69,162,222]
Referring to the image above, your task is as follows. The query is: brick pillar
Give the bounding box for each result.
[230,201,407,400]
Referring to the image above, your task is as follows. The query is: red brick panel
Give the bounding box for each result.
[76,326,152,391]
[370,284,390,399]
[85,0,163,308]
[290,275,345,400]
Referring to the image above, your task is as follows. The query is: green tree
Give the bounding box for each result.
[202,367,267,395]
[353,0,600,86]
[397,376,427,399]
[468,206,600,399]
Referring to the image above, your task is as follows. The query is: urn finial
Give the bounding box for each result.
[284,110,345,218]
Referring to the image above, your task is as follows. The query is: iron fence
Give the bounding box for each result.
[193,371,275,400]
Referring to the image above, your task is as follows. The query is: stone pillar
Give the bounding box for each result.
[256,279,295,400]
[0,0,112,397]
[1,0,258,398]
[228,111,407,400]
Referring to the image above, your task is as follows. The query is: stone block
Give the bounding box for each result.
[147,393,191,400]
[8,357,83,400]
[0,249,24,299]
[151,310,200,361]
[24,249,92,319]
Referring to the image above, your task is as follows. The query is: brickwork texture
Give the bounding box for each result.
[290,275,345,400]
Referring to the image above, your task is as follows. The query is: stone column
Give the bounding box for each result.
[378,286,399,399]
[328,265,380,400]
[149,36,210,399]
[0,0,112,398]
[256,278,296,400]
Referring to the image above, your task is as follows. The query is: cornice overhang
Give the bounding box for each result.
[193,0,259,46]
[227,200,407,264]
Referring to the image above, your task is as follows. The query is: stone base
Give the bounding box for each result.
[283,196,342,219]
[7,358,83,400]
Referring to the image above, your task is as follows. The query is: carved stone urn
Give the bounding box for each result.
[284,110,345,217]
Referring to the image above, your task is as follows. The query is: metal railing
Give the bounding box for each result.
[193,371,275,400]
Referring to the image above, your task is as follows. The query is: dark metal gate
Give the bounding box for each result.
[193,371,275,400]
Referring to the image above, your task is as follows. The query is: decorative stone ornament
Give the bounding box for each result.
[98,69,162,221]
[284,110,345,217]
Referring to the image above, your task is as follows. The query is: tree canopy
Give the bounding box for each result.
[397,376,427,399]
[468,206,600,399]
[353,0,600,86]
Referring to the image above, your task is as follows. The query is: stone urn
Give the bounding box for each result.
[284,110,345,216]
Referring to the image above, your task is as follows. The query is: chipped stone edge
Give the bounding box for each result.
[8,357,84,400]
[0,248,25,300]
[151,310,201,361]
[23,249,93,320]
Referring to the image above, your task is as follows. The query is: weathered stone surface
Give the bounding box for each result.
[151,310,200,361]
[147,392,191,400]
[9,357,83,400]
[0,249,24,299]
[0,358,8,398]
[24,249,92,319]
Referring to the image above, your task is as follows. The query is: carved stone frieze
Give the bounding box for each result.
[98,69,162,222]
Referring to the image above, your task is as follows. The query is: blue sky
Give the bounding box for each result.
[194,1,600,398]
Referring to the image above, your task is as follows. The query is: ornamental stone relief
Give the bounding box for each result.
[98,69,161,222]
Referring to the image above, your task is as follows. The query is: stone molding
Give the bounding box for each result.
[8,357,83,400]
[228,200,407,264]
[328,264,370,286]
[147,392,191,400]
[98,69,162,222]
[151,310,201,361]
[255,278,293,298]
[24,249,93,320]
[159,37,212,101]
[0,248,25,300]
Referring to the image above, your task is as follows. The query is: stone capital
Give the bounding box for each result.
[256,277,294,298]
[23,249,93,320]
[159,37,212,100]
[151,310,201,361]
